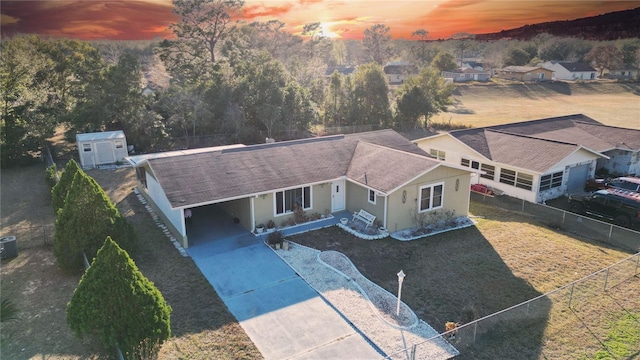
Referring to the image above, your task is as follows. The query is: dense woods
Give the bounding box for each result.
[1,0,639,167]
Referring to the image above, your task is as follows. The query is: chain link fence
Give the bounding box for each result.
[0,224,55,249]
[471,192,640,253]
[384,252,640,360]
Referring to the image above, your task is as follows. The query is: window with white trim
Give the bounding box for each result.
[368,189,376,204]
[419,183,444,212]
[430,149,446,160]
[114,140,123,149]
[539,171,563,191]
[82,143,92,152]
[499,168,533,191]
[275,186,311,215]
[480,164,495,180]
[460,158,480,170]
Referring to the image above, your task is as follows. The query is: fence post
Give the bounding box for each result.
[473,322,478,344]
[568,283,575,308]
[603,268,610,291]
[608,224,613,242]
[410,344,417,360]
[521,200,525,213]
[562,211,566,225]
[43,226,46,246]
[635,253,640,276]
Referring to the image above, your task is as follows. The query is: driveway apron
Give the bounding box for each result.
[188,233,381,359]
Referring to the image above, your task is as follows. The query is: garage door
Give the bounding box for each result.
[566,164,589,194]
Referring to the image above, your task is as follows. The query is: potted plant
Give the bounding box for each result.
[267,230,284,249]
[256,223,265,233]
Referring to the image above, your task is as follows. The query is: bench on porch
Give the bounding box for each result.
[352,209,376,228]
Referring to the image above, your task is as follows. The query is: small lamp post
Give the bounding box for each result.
[396,270,406,316]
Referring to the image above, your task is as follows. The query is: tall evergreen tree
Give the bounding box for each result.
[394,67,455,129]
[67,237,171,359]
[54,171,136,272]
[51,159,82,214]
[351,63,391,128]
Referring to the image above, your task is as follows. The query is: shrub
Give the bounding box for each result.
[266,230,284,246]
[293,204,308,224]
[67,237,171,359]
[51,159,81,214]
[266,219,276,229]
[54,171,137,272]
[0,299,19,322]
[44,164,59,190]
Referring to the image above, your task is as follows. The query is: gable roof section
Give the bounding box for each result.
[484,131,591,173]
[556,62,596,72]
[146,130,438,208]
[502,66,547,73]
[347,142,440,193]
[489,114,640,152]
[76,130,125,142]
[450,128,593,173]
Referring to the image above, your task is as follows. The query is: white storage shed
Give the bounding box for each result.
[76,130,128,169]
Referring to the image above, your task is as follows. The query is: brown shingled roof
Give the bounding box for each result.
[146,129,439,208]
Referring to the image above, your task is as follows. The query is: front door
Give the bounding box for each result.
[331,180,345,212]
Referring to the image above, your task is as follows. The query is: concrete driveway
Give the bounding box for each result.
[188,232,381,359]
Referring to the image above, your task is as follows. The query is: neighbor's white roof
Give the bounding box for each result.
[76,130,125,142]
[125,144,246,166]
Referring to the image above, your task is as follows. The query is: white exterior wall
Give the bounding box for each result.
[416,135,601,203]
[77,137,128,168]
[543,62,596,80]
[146,173,185,239]
[599,150,639,176]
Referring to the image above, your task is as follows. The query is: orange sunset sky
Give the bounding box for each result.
[1,0,638,41]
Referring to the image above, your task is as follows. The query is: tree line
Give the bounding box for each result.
[2,0,639,167]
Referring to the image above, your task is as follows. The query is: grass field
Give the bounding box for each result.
[289,202,640,359]
[432,81,640,129]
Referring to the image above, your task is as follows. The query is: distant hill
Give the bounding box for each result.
[475,7,640,41]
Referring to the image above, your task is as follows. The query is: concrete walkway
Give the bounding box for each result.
[187,207,381,359]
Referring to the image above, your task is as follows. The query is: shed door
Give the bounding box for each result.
[566,164,589,194]
[95,141,115,165]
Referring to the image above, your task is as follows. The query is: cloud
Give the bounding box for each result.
[240,3,295,20]
[1,0,175,40]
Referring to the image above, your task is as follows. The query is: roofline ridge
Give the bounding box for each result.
[356,139,437,160]
[485,128,580,146]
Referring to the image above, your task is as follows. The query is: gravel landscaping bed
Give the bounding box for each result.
[273,241,459,360]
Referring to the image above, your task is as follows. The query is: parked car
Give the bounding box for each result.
[568,189,640,228]
[608,177,640,193]
[584,176,640,193]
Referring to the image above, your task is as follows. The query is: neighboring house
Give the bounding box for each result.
[76,130,128,169]
[325,66,356,79]
[442,68,491,82]
[487,114,640,177]
[461,61,484,71]
[414,114,640,203]
[542,61,597,80]
[604,66,639,81]
[495,66,554,82]
[383,61,419,85]
[128,130,474,248]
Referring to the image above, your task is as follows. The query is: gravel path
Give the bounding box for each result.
[273,241,459,360]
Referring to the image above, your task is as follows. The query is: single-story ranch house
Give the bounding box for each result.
[414,115,640,203]
[128,130,474,248]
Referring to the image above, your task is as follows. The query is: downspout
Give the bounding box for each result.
[250,196,256,232]
[383,195,388,229]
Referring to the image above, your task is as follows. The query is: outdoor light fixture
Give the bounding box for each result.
[396,270,406,316]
